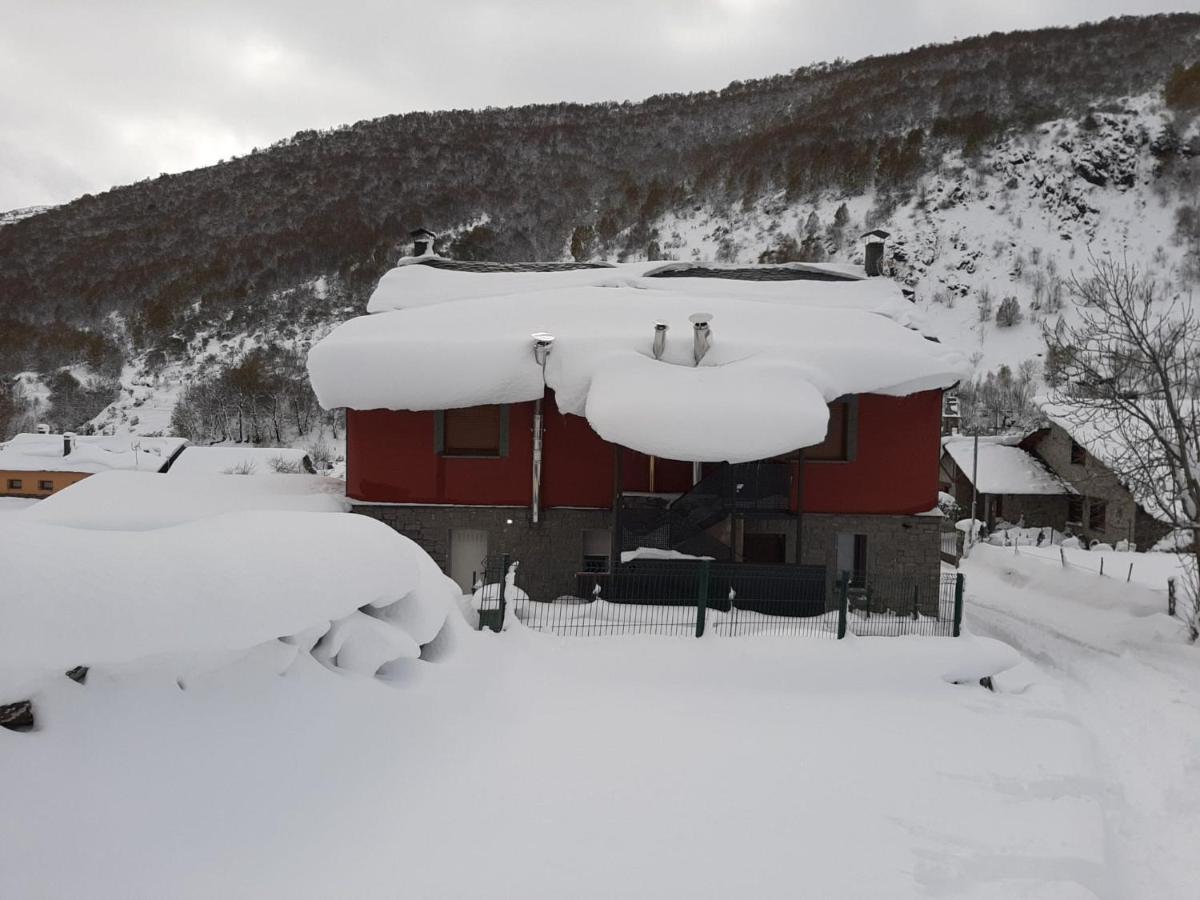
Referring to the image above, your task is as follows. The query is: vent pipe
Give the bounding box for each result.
[860,229,891,277]
[530,333,555,525]
[410,227,436,257]
[689,313,713,365]
[652,320,669,360]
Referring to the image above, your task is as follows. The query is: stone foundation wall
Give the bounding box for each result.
[355,504,943,613]
[353,504,612,601]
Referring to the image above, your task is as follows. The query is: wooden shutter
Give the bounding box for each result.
[442,406,503,456]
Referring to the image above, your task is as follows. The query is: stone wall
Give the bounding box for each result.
[356,503,944,616]
[1029,423,1171,548]
[353,503,613,602]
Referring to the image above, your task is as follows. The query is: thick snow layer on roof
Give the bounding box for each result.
[310,262,964,462]
[0,432,186,474]
[943,436,1072,496]
[167,445,312,476]
[27,470,347,530]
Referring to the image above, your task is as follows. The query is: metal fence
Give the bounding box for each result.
[475,556,964,639]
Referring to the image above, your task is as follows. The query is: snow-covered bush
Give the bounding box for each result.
[995,296,1023,327]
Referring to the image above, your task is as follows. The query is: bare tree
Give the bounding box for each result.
[1045,256,1200,640]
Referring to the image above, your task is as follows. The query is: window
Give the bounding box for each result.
[6,479,21,490]
[582,529,611,573]
[807,399,856,461]
[38,480,53,491]
[1069,439,1086,465]
[1088,499,1107,532]
[1067,496,1083,525]
[437,405,508,457]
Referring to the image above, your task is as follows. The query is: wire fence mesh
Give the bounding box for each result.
[475,556,964,639]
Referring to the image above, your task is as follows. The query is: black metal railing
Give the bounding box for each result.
[476,555,965,639]
[617,461,793,560]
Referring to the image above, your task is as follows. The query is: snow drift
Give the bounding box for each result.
[308,262,965,462]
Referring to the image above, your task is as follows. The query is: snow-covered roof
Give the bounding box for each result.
[308,259,965,462]
[1039,400,1173,521]
[0,432,187,474]
[942,435,1073,496]
[167,445,313,476]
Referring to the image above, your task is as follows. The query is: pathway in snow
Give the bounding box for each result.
[962,545,1200,900]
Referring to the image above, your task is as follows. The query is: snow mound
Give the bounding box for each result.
[0,510,458,688]
[309,265,965,462]
[27,470,347,530]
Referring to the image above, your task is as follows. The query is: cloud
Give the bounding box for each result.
[0,0,1186,209]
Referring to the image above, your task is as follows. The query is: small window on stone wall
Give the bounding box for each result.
[1070,439,1086,465]
[1067,496,1083,525]
[1088,499,1107,532]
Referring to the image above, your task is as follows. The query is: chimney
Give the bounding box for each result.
[410,227,436,257]
[861,229,891,277]
[688,312,713,365]
[652,320,669,360]
[531,332,555,366]
[63,432,76,457]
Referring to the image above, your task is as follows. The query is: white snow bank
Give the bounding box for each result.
[943,435,1072,495]
[0,511,449,678]
[310,272,965,461]
[168,445,313,476]
[620,547,715,563]
[27,470,347,530]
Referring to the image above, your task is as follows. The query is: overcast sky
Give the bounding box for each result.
[0,1,1191,210]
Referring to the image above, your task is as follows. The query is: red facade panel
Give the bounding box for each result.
[346,389,942,515]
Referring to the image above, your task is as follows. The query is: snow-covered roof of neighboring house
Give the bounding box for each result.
[308,259,964,463]
[167,446,314,476]
[942,435,1074,496]
[1038,400,1173,521]
[0,432,187,474]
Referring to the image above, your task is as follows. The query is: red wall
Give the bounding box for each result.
[798,391,942,515]
[346,389,941,515]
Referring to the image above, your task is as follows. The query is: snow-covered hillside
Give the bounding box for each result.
[653,93,1197,377]
[47,94,1199,447]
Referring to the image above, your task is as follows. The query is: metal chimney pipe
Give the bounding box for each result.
[530,333,555,525]
[689,313,713,365]
[652,320,669,360]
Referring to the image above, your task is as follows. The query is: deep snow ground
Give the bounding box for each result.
[0,625,1102,899]
[961,545,1199,900]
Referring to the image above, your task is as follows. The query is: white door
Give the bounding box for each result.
[449,529,489,593]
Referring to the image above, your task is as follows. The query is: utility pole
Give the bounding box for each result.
[968,432,979,555]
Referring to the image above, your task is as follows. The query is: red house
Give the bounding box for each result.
[308,251,964,603]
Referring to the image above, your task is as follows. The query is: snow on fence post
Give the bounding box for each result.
[952,574,965,638]
[1127,563,1134,583]
[1099,557,1104,577]
[1060,547,1067,568]
[694,559,710,638]
[1168,577,1177,617]
[497,553,511,632]
[836,572,849,640]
